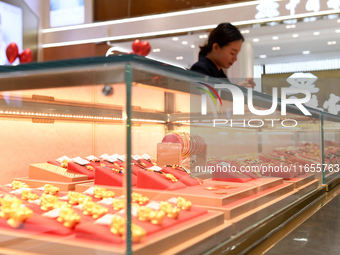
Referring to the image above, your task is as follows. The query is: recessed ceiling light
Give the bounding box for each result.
[172,37,179,41]
[259,55,267,58]
[199,34,208,39]
[241,29,250,34]
[292,34,299,38]
[272,36,279,40]
[272,46,280,51]
[338,19,340,23]
[327,41,337,45]
[152,48,161,53]
[182,41,188,45]
[283,19,297,24]
[336,29,340,33]
[176,56,183,60]
[286,24,296,29]
[303,17,317,22]
[313,31,320,35]
[253,38,259,42]
[190,45,195,48]
[302,51,310,54]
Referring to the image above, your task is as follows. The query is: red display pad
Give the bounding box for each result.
[136,170,187,190]
[157,143,181,166]
[94,166,137,187]
[67,162,95,179]
[161,167,202,186]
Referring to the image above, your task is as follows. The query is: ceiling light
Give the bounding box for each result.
[152,48,161,52]
[190,45,195,48]
[241,29,250,34]
[292,34,299,38]
[253,38,259,42]
[267,22,280,26]
[272,47,280,51]
[338,19,340,23]
[172,37,179,41]
[302,51,310,54]
[327,14,339,19]
[181,41,188,45]
[272,36,279,40]
[286,24,296,29]
[283,19,297,24]
[336,29,340,33]
[199,34,208,39]
[327,41,337,45]
[176,56,183,60]
[313,31,320,35]
[259,55,267,58]
[303,17,317,22]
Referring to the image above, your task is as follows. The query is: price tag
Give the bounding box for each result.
[132,155,143,161]
[83,187,95,195]
[97,198,115,205]
[167,197,178,204]
[72,157,90,166]
[146,202,160,210]
[56,156,71,163]
[42,208,60,218]
[147,166,163,172]
[142,154,151,160]
[86,155,99,161]
[94,214,115,225]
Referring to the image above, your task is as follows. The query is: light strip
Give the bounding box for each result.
[42,8,340,48]
[266,58,340,73]
[42,0,263,33]
[0,110,165,123]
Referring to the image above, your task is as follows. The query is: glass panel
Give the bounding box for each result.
[0,57,129,254]
[322,112,340,185]
[128,60,323,253]
[0,55,328,254]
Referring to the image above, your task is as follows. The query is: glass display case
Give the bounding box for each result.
[0,55,335,254]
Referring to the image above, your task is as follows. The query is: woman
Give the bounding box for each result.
[190,23,255,89]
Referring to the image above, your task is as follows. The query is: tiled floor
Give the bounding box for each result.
[265,191,340,255]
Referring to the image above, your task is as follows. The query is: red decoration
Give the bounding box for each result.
[6,42,19,63]
[19,48,33,63]
[131,39,151,56]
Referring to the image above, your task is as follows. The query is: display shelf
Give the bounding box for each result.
[0,55,338,254]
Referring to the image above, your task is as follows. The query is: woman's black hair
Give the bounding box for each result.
[199,23,244,56]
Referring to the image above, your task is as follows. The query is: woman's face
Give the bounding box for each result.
[210,39,243,70]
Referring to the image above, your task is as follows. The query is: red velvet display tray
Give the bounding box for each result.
[0,183,228,254]
[76,182,258,207]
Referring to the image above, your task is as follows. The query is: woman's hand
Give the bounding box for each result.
[237,77,256,89]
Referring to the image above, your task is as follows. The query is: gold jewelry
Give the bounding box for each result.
[159,201,180,219]
[93,187,115,199]
[11,180,29,190]
[57,207,81,228]
[43,184,60,195]
[137,206,165,225]
[67,191,92,205]
[82,201,108,219]
[131,192,150,205]
[40,193,59,211]
[21,190,39,202]
[177,197,192,211]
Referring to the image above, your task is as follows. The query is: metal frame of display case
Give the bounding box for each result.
[0,55,338,254]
